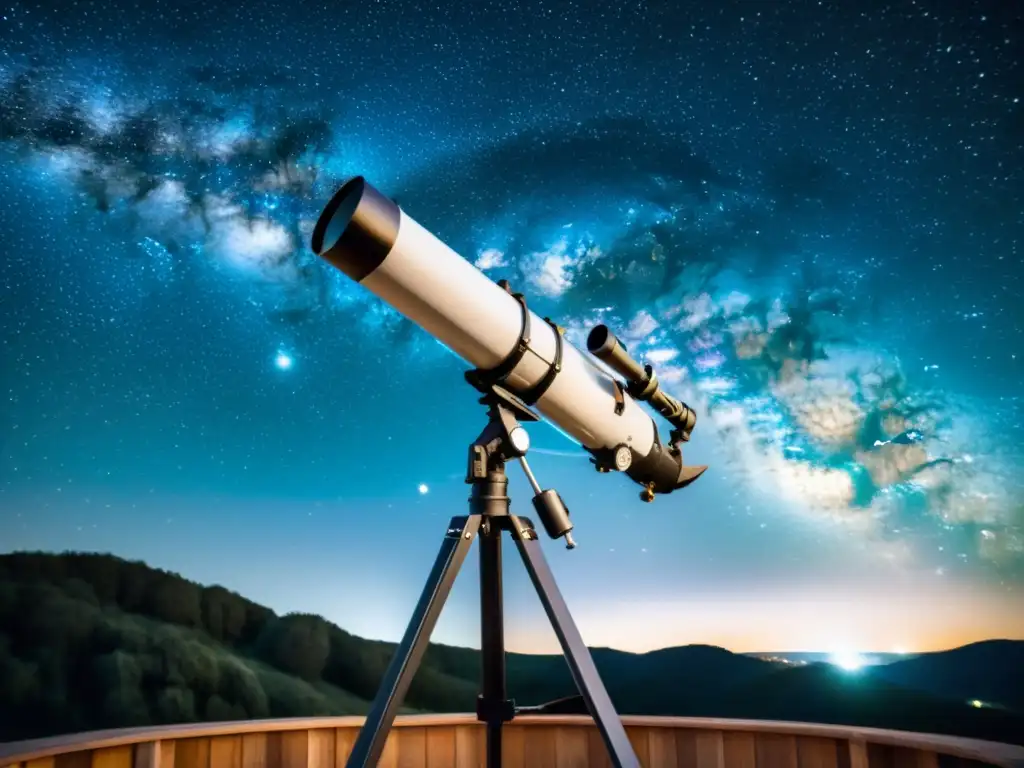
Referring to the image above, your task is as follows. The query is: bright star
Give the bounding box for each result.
[275,352,293,371]
[418,484,429,495]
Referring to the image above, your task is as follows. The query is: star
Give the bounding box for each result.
[274,352,293,371]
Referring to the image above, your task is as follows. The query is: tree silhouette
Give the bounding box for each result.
[255,614,330,683]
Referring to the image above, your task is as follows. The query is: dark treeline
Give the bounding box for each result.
[2,551,1022,746]
[0,551,481,740]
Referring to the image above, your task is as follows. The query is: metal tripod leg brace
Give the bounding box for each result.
[343,387,641,768]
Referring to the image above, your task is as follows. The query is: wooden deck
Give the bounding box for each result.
[1,714,1023,768]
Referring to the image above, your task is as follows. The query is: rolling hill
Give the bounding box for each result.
[0,551,1021,745]
[868,640,1024,713]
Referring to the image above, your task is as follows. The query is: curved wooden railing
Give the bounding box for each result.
[1,714,1023,768]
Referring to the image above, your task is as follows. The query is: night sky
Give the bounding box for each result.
[1,0,1022,657]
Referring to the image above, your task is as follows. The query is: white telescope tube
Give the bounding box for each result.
[311,177,706,497]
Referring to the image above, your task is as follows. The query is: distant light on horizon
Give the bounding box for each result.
[274,352,293,370]
[970,699,985,708]
[829,651,867,671]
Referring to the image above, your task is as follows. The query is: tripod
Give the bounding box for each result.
[344,385,641,768]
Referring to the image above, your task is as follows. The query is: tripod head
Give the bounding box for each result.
[466,380,577,549]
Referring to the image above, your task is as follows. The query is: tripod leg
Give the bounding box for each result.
[345,515,482,768]
[478,520,514,768]
[506,516,641,768]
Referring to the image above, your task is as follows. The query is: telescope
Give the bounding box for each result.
[310,177,708,768]
[311,176,707,503]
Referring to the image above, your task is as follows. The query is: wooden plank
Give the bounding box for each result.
[308,730,335,768]
[26,759,57,768]
[138,741,163,768]
[649,727,679,768]
[334,729,357,768]
[208,737,242,768]
[872,745,900,768]
[891,748,939,768]
[397,727,426,768]
[675,729,700,768]
[377,734,399,768]
[850,740,871,768]
[835,740,851,768]
[626,727,651,766]
[93,747,134,768]
[694,731,725,768]
[281,732,309,768]
[522,726,557,768]
[159,744,175,768]
[173,739,209,768]
[723,732,756,768]
[554,726,589,768]
[453,725,483,768]
[240,734,266,768]
[797,738,839,768]
[586,727,614,768]
[893,748,914,768]
[55,755,92,768]
[424,727,455,768]
[264,734,280,768]
[757,733,799,768]
[134,742,160,768]
[501,726,526,768]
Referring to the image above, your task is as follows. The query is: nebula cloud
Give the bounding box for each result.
[551,266,1023,570]
[1,64,336,319]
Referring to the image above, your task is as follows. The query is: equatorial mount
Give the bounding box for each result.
[467,382,576,549]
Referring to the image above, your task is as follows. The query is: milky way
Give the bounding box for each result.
[1,0,1022,648]
[4,49,1020,574]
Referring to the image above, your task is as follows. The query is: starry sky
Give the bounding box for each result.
[1,0,1022,656]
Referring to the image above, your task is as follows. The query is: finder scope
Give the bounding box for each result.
[587,326,697,441]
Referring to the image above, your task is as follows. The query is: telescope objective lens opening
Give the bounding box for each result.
[311,176,401,282]
[311,176,364,256]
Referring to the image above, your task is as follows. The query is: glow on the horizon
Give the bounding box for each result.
[829,651,867,671]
